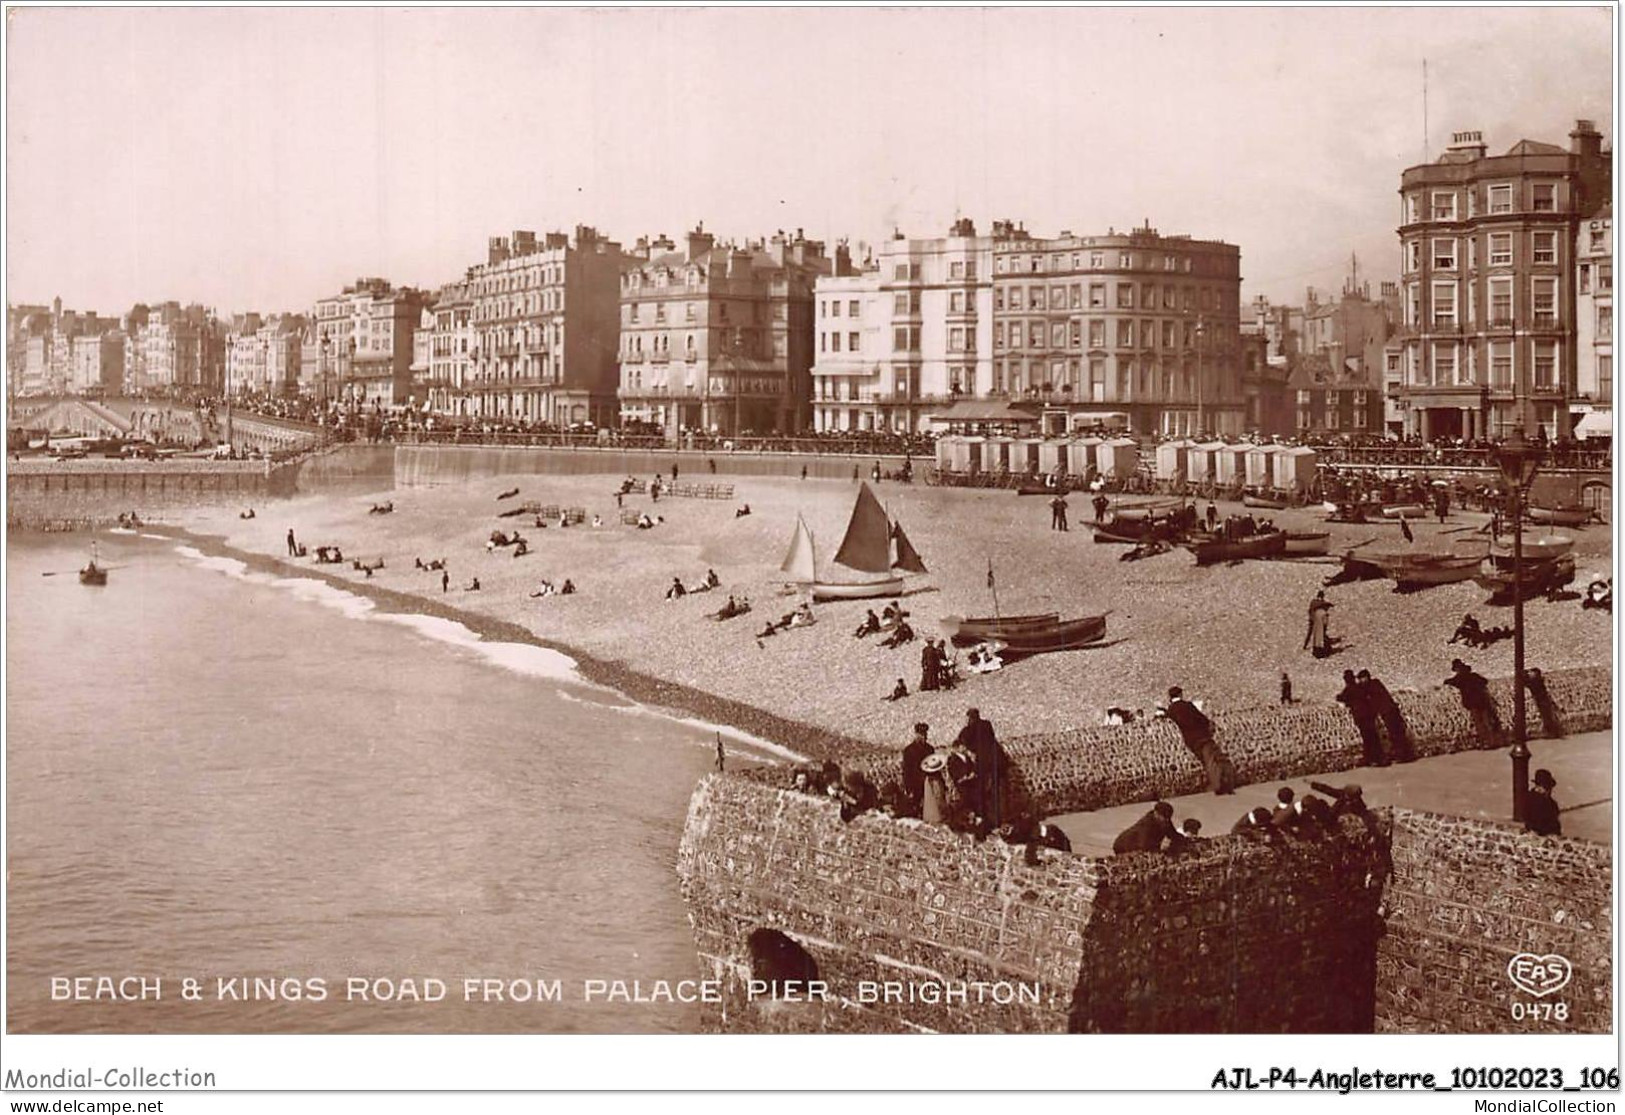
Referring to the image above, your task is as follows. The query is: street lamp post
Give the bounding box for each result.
[1493,427,1543,822]
[1195,316,1206,438]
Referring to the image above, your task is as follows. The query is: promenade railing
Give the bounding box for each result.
[390,430,935,457]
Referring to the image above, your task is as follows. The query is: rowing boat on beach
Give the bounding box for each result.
[1526,505,1591,528]
[1186,530,1286,565]
[782,482,927,602]
[1283,531,1331,556]
[990,614,1109,658]
[939,612,1061,645]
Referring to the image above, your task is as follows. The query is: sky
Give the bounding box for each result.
[5,6,1615,317]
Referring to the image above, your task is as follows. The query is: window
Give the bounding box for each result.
[1489,278,1513,325]
[1119,253,1133,269]
[994,288,1005,311]
[1029,323,1044,348]
[1117,320,1134,348]
[1431,283,1457,326]
[1600,354,1613,402]
[1599,263,1612,292]
[1490,341,1512,387]
[964,261,977,280]
[950,292,964,313]
[1580,264,1591,294]
[1533,340,1556,387]
[1433,238,1456,270]
[1090,252,1104,269]
[1488,233,1513,266]
[1030,256,1042,273]
[849,300,860,317]
[1431,191,1457,221]
[893,327,909,351]
[1163,321,1176,348]
[1089,320,1105,348]
[848,331,859,352]
[1433,342,1457,382]
[1070,284,1082,310]
[1143,284,1157,308]
[1533,231,1557,265]
[1070,320,1082,347]
[1532,278,1557,321]
[819,332,826,354]
[949,327,964,352]
[1030,287,1046,310]
[1052,285,1067,308]
[1600,305,1613,337]
[893,264,910,281]
[1089,283,1106,308]
[1532,183,1555,212]
[950,261,964,279]
[1051,323,1066,348]
[1406,195,1420,223]
[1117,284,1135,309]
[1467,238,1477,270]
[1140,320,1155,348]
[1488,184,1512,214]
[830,333,841,353]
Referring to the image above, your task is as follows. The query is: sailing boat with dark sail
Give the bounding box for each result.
[778,483,927,601]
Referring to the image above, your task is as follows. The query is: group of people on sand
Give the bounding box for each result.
[667,569,723,600]
[1449,613,1512,649]
[759,601,815,638]
[530,579,576,598]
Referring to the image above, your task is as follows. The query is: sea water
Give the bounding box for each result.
[6,532,756,1033]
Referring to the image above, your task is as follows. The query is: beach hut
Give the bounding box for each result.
[936,436,960,474]
[1154,439,1195,483]
[985,436,1014,473]
[1245,443,1277,490]
[1067,436,1103,478]
[962,436,985,474]
[1015,436,1044,475]
[1096,437,1138,480]
[1272,445,1319,492]
[1214,444,1250,487]
[1189,440,1227,483]
[1037,438,1068,476]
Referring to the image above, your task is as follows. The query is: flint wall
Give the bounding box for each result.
[676,776,1611,1033]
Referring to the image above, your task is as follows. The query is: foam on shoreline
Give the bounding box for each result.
[165,529,811,764]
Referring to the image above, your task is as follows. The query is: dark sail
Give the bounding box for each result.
[831,482,894,574]
[890,522,927,574]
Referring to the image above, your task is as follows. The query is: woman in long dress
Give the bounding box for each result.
[920,754,950,824]
[1304,591,1333,658]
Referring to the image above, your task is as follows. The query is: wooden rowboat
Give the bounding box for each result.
[811,576,904,602]
[939,612,1061,645]
[1188,530,1286,566]
[1370,551,1481,589]
[993,614,1109,658]
[1381,504,1425,519]
[1283,531,1331,556]
[1475,554,1577,598]
[1490,534,1575,562]
[1526,505,1591,528]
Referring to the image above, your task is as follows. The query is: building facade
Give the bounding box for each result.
[1574,205,1612,438]
[125,302,222,394]
[227,313,305,396]
[420,284,474,418]
[992,222,1245,436]
[304,279,429,410]
[69,330,125,395]
[811,218,998,434]
[451,227,624,426]
[619,226,831,436]
[1396,120,1612,441]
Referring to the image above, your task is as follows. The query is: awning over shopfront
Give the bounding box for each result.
[1573,410,1613,440]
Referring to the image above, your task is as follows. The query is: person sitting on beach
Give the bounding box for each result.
[879,619,915,648]
[239,508,256,519]
[965,644,1002,674]
[757,619,780,639]
[465,577,481,591]
[513,538,529,558]
[702,569,721,590]
[854,609,882,638]
[1449,613,1484,646]
[666,577,687,600]
[530,580,556,598]
[561,579,576,595]
[735,504,751,518]
[637,514,656,530]
[415,557,426,570]
[1583,577,1612,612]
[786,602,816,629]
[884,677,909,702]
[591,515,603,528]
[714,594,747,620]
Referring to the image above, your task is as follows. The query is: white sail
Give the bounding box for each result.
[779,515,816,583]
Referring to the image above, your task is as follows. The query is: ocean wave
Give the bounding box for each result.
[551,689,802,764]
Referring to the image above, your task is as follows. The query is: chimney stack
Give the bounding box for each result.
[1570,119,1603,158]
[686,224,714,262]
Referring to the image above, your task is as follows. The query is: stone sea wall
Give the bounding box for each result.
[842,665,1611,819]
[676,775,1611,1033]
[1376,810,1612,1034]
[6,460,273,529]
[392,444,908,488]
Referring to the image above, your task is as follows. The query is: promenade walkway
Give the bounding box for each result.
[1054,728,1611,853]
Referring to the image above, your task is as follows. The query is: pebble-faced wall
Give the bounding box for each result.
[1375,810,1611,1034]
[843,665,1611,819]
[678,778,1612,1033]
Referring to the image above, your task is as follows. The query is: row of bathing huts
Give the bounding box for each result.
[932,436,1321,495]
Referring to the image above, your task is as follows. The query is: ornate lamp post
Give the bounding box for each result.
[1493,426,1543,822]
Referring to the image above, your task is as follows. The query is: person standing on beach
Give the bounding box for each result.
[714,733,724,772]
[286,528,298,557]
[1304,591,1333,658]
[1092,492,1110,523]
[1050,494,1069,531]
[901,723,933,816]
[672,463,680,484]
[441,570,449,594]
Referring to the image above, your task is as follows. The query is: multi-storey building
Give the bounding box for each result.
[451,226,624,426]
[421,283,474,417]
[1573,205,1612,439]
[992,222,1245,436]
[227,313,305,396]
[811,218,997,434]
[304,279,429,410]
[125,302,222,393]
[68,329,125,394]
[619,226,830,436]
[1396,120,1611,440]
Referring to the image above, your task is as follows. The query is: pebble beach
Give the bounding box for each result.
[176,470,1614,754]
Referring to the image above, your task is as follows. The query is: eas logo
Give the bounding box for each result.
[1507,953,1573,998]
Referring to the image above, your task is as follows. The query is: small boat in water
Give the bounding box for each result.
[1283,531,1331,556]
[939,612,1062,645]
[1526,505,1591,528]
[1188,530,1286,566]
[79,542,108,586]
[992,614,1109,658]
